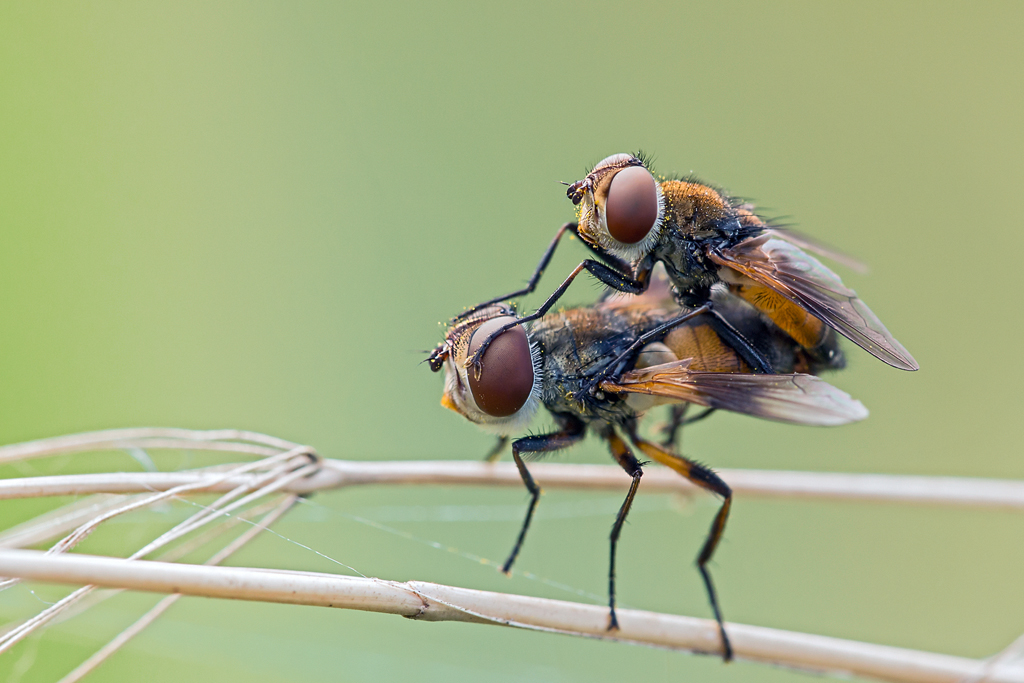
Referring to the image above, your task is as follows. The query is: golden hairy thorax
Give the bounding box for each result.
[662,322,749,373]
[730,283,827,350]
[658,181,730,233]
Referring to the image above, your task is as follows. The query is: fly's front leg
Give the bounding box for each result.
[501,416,586,574]
[483,435,508,463]
[452,222,577,323]
[465,260,649,376]
[626,426,734,662]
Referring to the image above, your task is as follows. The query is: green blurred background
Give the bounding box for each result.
[1,2,1022,681]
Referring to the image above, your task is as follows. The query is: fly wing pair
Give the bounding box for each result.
[709,234,919,371]
[601,358,868,427]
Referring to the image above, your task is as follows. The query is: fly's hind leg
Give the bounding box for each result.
[659,404,689,449]
[501,415,585,574]
[625,425,734,662]
[659,405,718,449]
[483,435,508,463]
[600,426,644,631]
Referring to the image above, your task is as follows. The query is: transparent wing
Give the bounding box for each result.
[764,228,869,274]
[711,235,918,370]
[600,359,868,427]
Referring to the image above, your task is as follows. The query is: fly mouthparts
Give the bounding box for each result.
[424,344,449,372]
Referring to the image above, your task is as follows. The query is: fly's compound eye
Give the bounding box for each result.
[605,165,658,244]
[467,317,534,417]
[594,153,635,169]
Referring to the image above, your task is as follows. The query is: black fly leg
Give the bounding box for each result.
[707,309,774,374]
[501,415,586,574]
[683,407,717,426]
[466,260,651,376]
[601,427,644,631]
[483,435,508,463]
[453,221,638,324]
[574,304,711,400]
[453,222,576,323]
[579,302,778,400]
[625,425,735,662]
[660,406,718,449]
[659,404,689,448]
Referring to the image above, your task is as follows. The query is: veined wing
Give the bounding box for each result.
[710,235,918,370]
[764,228,869,274]
[600,359,868,427]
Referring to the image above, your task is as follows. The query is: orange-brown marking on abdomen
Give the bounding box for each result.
[731,284,826,350]
[663,323,748,372]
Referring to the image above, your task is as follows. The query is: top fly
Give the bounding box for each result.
[460,153,917,382]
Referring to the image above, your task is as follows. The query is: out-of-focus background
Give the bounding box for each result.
[1,3,1022,681]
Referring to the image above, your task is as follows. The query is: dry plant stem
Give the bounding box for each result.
[0,427,1019,508]
[0,496,134,591]
[314,461,1024,509]
[0,459,317,652]
[128,460,316,559]
[964,632,1024,683]
[0,428,301,465]
[0,495,129,549]
[57,495,300,683]
[0,454,312,591]
[0,487,254,653]
[0,466,280,593]
[22,497,293,642]
[0,550,1020,683]
[49,448,310,556]
[0,438,283,464]
[3,462,1023,510]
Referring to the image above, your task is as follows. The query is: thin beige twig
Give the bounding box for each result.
[2,461,1022,509]
[0,496,130,549]
[57,495,299,683]
[0,455,317,651]
[48,448,310,556]
[0,549,1019,683]
[0,427,1019,509]
[964,632,1024,683]
[26,497,293,639]
[0,456,297,592]
[0,428,300,465]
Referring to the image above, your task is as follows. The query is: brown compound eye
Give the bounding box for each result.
[605,166,659,244]
[467,317,534,417]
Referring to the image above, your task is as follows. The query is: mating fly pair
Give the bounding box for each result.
[427,282,867,659]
